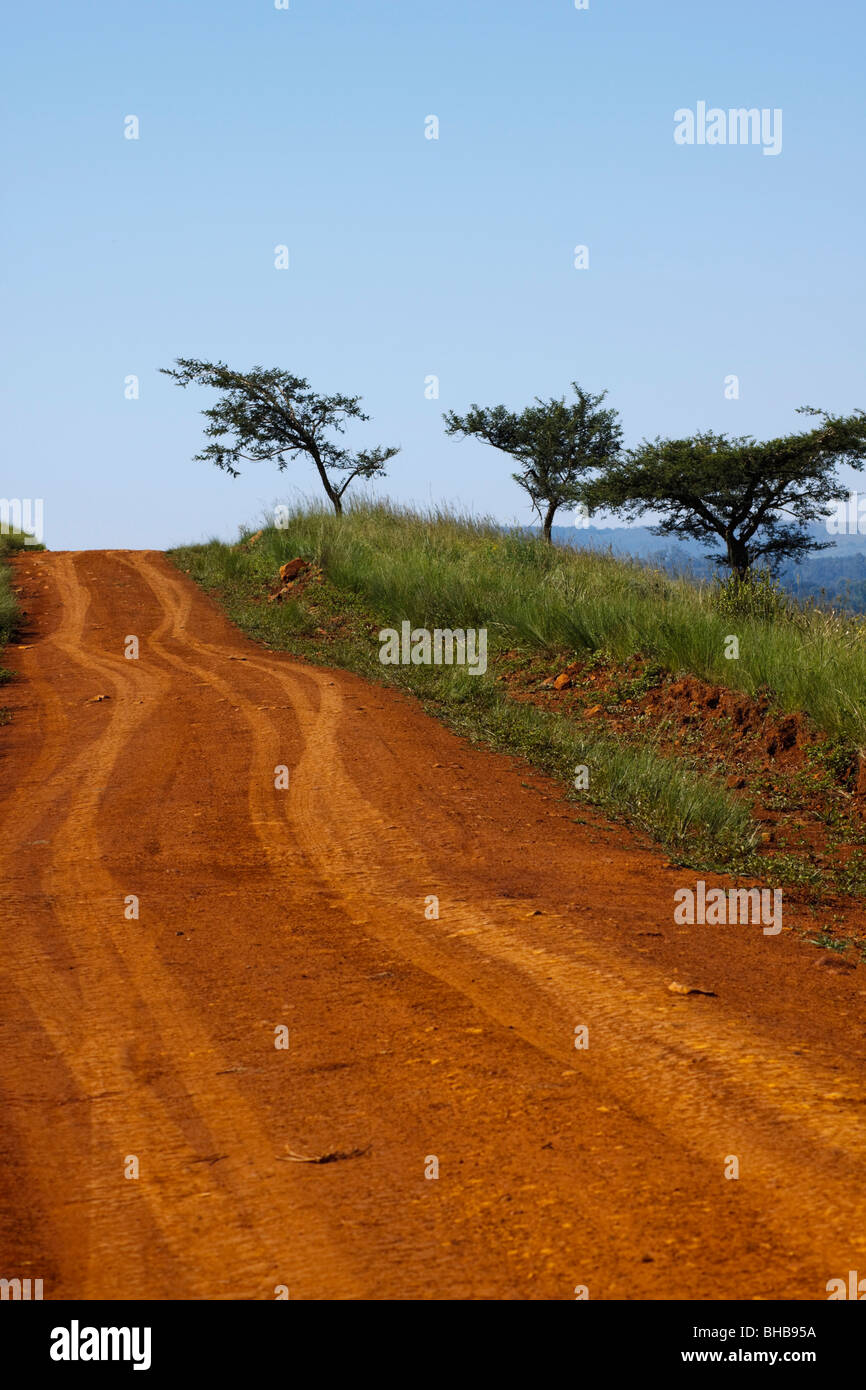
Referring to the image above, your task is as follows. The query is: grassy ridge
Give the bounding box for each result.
[220,501,866,744]
[0,529,39,651]
[171,502,758,867]
[0,530,42,716]
[0,535,22,653]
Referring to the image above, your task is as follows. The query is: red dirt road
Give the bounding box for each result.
[2,549,866,1300]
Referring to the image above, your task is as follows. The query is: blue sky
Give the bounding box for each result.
[3,0,865,549]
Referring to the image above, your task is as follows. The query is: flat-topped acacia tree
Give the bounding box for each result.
[161,358,399,514]
[583,408,866,579]
[443,383,623,542]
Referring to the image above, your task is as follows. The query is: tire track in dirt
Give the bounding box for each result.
[133,553,866,1297]
[2,549,866,1299]
[1,554,360,1298]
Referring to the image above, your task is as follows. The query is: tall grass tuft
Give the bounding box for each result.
[0,530,39,652]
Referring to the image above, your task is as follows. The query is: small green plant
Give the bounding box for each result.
[610,661,666,703]
[710,568,789,621]
[808,930,848,952]
[757,852,823,889]
[832,849,866,897]
[805,736,858,788]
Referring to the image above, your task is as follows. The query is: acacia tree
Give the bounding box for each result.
[583,408,866,579]
[443,383,622,542]
[161,358,399,514]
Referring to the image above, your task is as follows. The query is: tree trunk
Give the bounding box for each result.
[542,499,557,543]
[309,442,342,515]
[726,532,750,580]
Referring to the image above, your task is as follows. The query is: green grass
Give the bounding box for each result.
[0,529,43,719]
[191,500,866,739]
[171,501,759,867]
[176,499,866,739]
[0,535,22,652]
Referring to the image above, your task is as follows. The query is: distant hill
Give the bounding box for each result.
[548,522,866,612]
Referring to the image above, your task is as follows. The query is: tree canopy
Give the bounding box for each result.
[161,358,399,514]
[443,383,622,541]
[583,408,866,578]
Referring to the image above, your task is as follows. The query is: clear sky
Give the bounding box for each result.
[3,0,865,550]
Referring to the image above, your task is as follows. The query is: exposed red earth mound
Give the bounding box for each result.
[501,651,866,877]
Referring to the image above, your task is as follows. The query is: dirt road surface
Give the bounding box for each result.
[2,550,866,1300]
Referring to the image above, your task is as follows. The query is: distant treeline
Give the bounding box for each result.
[553,525,866,613]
